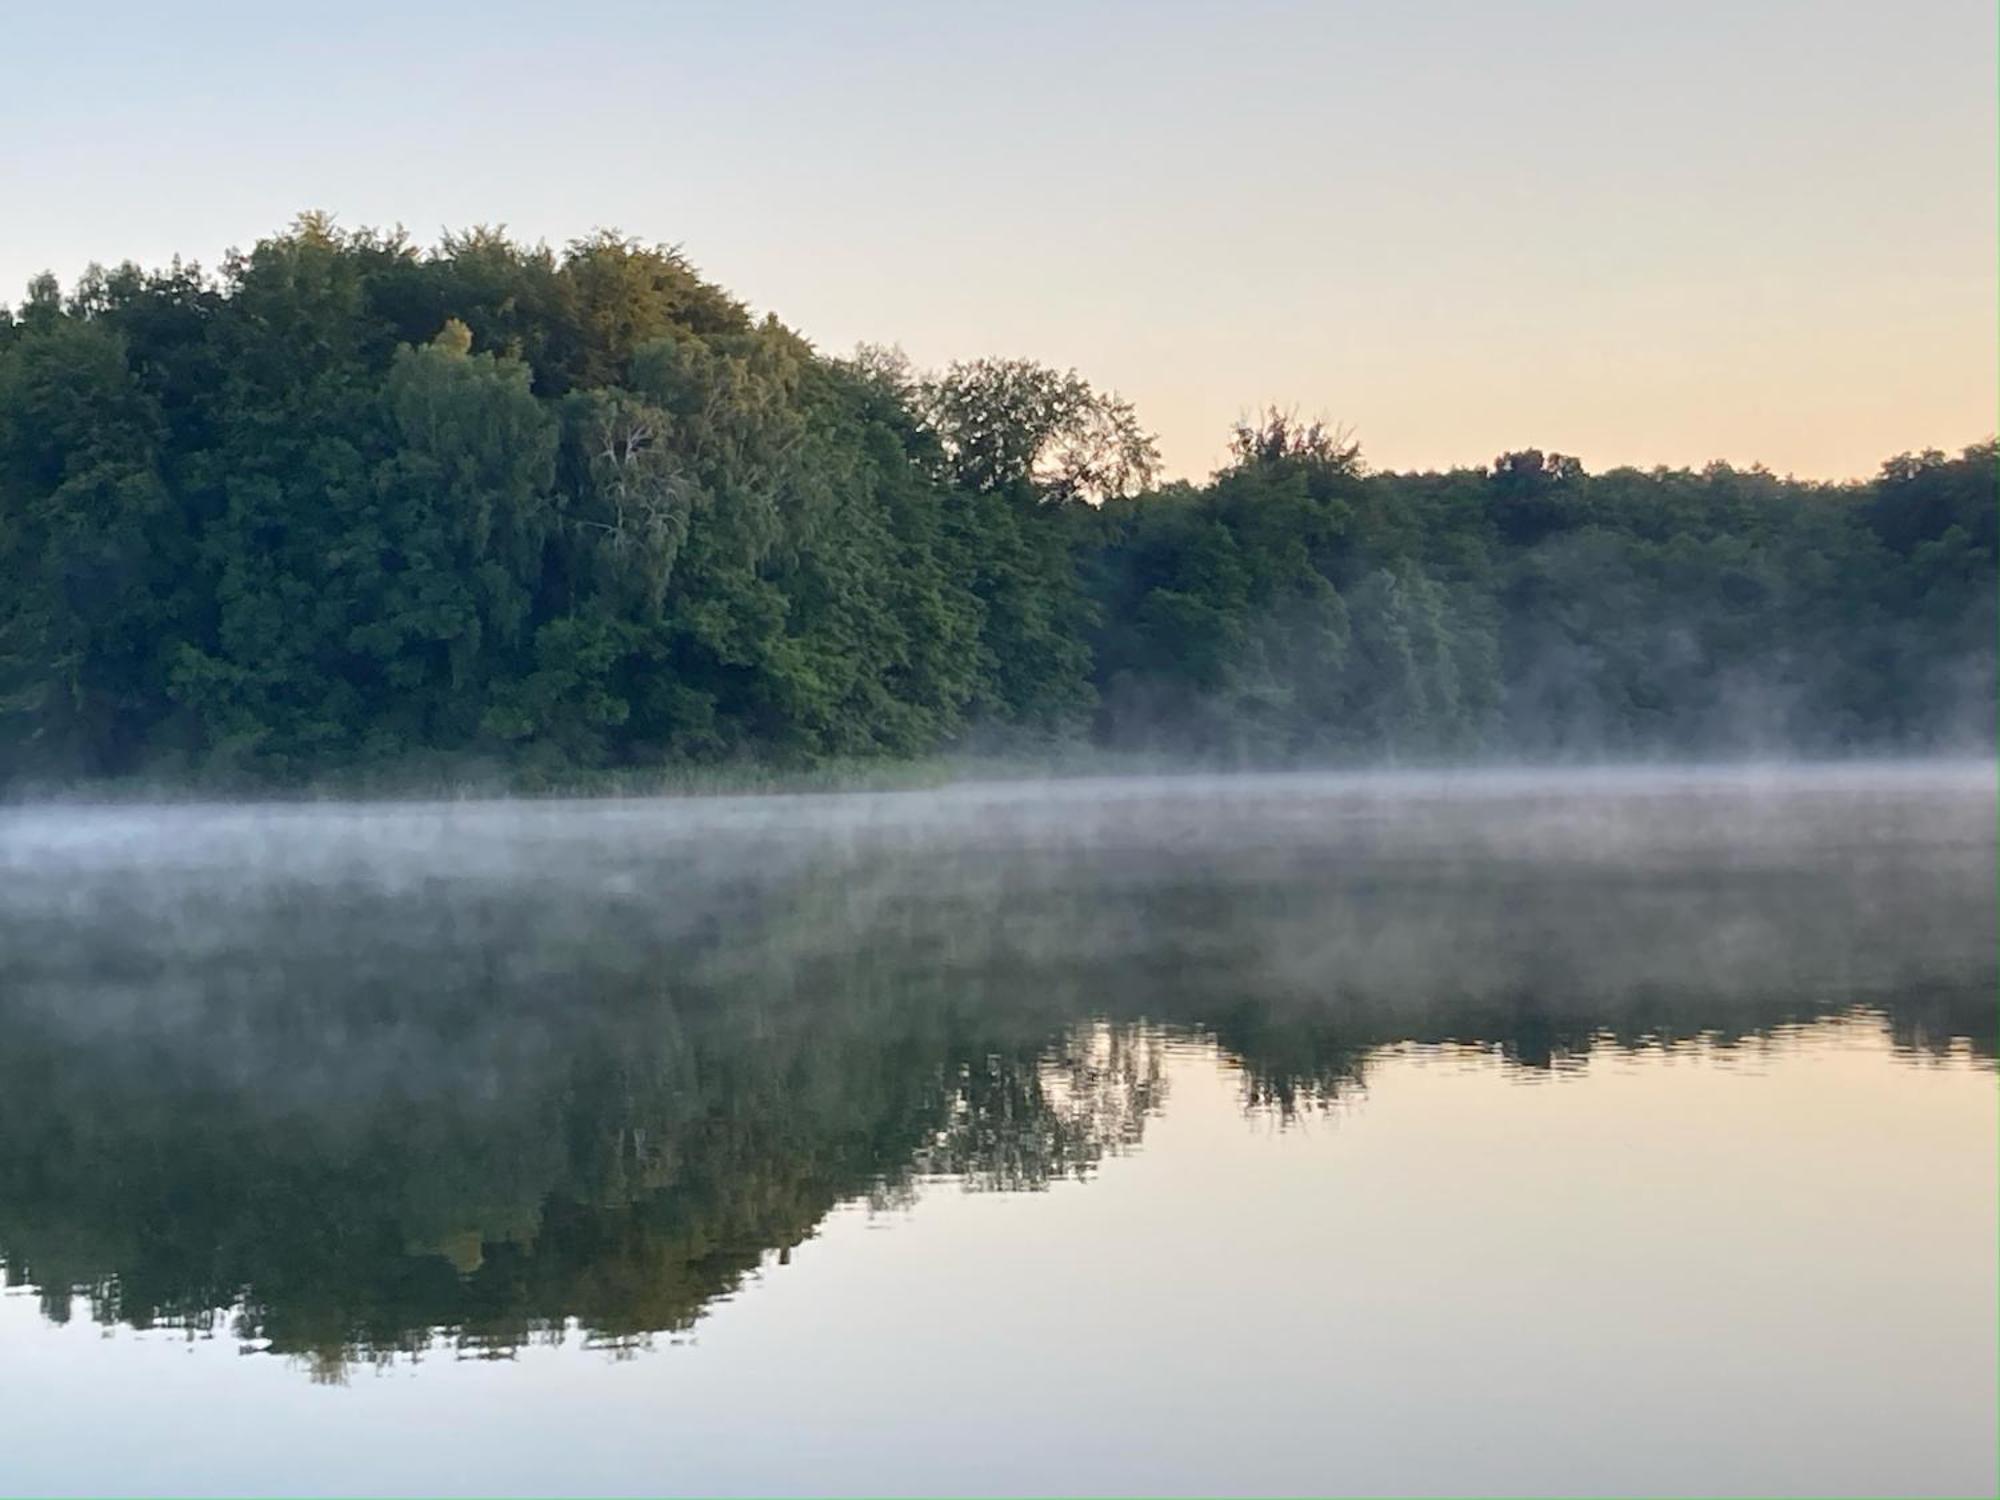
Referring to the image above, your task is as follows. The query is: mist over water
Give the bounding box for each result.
[0,760,1993,1496]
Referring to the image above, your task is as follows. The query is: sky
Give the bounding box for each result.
[2,0,1992,482]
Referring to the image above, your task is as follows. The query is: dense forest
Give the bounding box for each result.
[1,216,1991,785]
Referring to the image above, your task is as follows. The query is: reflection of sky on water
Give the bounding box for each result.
[2,1016,1992,1498]
[0,764,1992,1495]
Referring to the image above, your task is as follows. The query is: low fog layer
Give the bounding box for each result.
[5,760,1993,1070]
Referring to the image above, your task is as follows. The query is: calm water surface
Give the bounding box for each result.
[0,763,1993,1497]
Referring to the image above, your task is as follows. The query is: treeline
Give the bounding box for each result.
[1,216,1991,783]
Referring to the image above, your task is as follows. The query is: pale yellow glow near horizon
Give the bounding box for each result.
[3,1,1993,483]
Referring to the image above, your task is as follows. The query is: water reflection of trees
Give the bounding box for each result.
[0,1004,1163,1379]
[0,780,1990,1375]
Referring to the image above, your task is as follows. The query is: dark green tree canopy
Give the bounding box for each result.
[0,218,1991,786]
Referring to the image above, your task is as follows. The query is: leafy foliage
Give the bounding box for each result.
[0,220,1991,783]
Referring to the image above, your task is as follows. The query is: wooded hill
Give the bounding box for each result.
[2,217,1991,783]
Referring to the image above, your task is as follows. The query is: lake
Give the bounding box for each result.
[0,762,1993,1497]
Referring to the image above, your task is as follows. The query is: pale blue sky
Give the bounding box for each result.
[4,0,1993,480]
